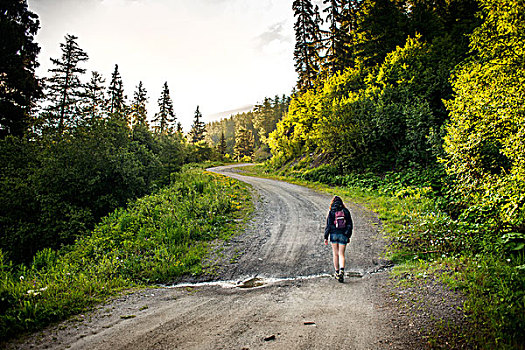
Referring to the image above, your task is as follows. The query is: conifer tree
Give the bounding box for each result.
[218,131,227,155]
[340,0,361,66]
[234,124,254,160]
[130,81,148,128]
[0,0,42,137]
[81,71,106,124]
[189,105,206,143]
[322,0,357,74]
[293,0,323,92]
[253,97,274,143]
[107,64,128,123]
[353,0,409,67]
[152,81,176,134]
[176,122,183,134]
[44,34,88,133]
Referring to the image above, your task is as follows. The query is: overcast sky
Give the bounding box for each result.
[27,0,298,130]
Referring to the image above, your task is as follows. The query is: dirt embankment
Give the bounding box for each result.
[5,164,470,350]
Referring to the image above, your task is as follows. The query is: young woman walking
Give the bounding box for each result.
[324,196,353,282]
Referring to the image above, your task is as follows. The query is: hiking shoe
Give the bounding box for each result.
[338,270,344,283]
[334,271,340,280]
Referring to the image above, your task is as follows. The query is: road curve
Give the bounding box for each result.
[208,164,389,280]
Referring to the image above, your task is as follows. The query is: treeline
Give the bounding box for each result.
[0,3,220,264]
[276,0,480,170]
[205,95,290,161]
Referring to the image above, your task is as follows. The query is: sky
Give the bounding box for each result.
[27,0,298,131]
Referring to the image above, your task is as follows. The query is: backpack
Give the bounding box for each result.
[334,210,346,229]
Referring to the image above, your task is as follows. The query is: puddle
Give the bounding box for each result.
[165,271,372,290]
[237,277,265,289]
[166,274,330,290]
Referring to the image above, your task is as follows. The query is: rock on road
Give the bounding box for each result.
[8,164,425,350]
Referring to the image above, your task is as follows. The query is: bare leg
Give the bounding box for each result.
[331,243,340,271]
[338,244,347,270]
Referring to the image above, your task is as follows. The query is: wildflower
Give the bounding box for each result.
[19,276,24,281]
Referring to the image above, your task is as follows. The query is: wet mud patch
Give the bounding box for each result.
[237,277,265,289]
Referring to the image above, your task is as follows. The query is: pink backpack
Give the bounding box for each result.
[334,210,346,229]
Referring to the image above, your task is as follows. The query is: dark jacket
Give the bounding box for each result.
[324,199,353,240]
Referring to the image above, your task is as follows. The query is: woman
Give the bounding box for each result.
[324,196,353,282]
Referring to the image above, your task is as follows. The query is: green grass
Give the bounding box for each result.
[0,168,252,341]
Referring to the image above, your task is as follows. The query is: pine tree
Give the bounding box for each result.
[107,64,127,123]
[176,122,183,134]
[218,130,227,155]
[130,81,148,128]
[0,0,42,137]
[152,82,175,134]
[44,34,89,133]
[322,0,356,74]
[189,105,206,143]
[293,0,323,92]
[340,0,361,66]
[234,124,254,160]
[253,97,274,144]
[353,0,409,67]
[81,71,106,124]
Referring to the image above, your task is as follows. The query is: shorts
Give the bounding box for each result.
[330,233,349,245]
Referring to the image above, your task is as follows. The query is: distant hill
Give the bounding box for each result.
[206,105,255,122]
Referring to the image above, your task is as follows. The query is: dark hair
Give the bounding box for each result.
[330,196,345,210]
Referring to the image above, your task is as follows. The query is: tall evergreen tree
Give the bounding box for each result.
[44,34,88,133]
[81,71,106,124]
[130,81,148,128]
[107,64,127,123]
[234,123,254,160]
[322,0,344,74]
[339,0,361,66]
[176,122,183,134]
[218,130,227,155]
[189,105,206,143]
[293,0,323,92]
[152,81,175,134]
[0,0,42,137]
[353,0,409,67]
[253,97,273,144]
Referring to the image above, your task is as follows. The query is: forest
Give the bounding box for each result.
[0,0,289,340]
[1,0,524,347]
[0,6,289,264]
[205,95,290,162]
[266,0,523,347]
[0,26,227,264]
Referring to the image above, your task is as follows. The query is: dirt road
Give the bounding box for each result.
[7,164,427,349]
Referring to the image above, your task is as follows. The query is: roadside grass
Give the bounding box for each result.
[240,163,525,349]
[0,168,251,341]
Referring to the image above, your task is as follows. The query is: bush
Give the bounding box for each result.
[0,121,196,264]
